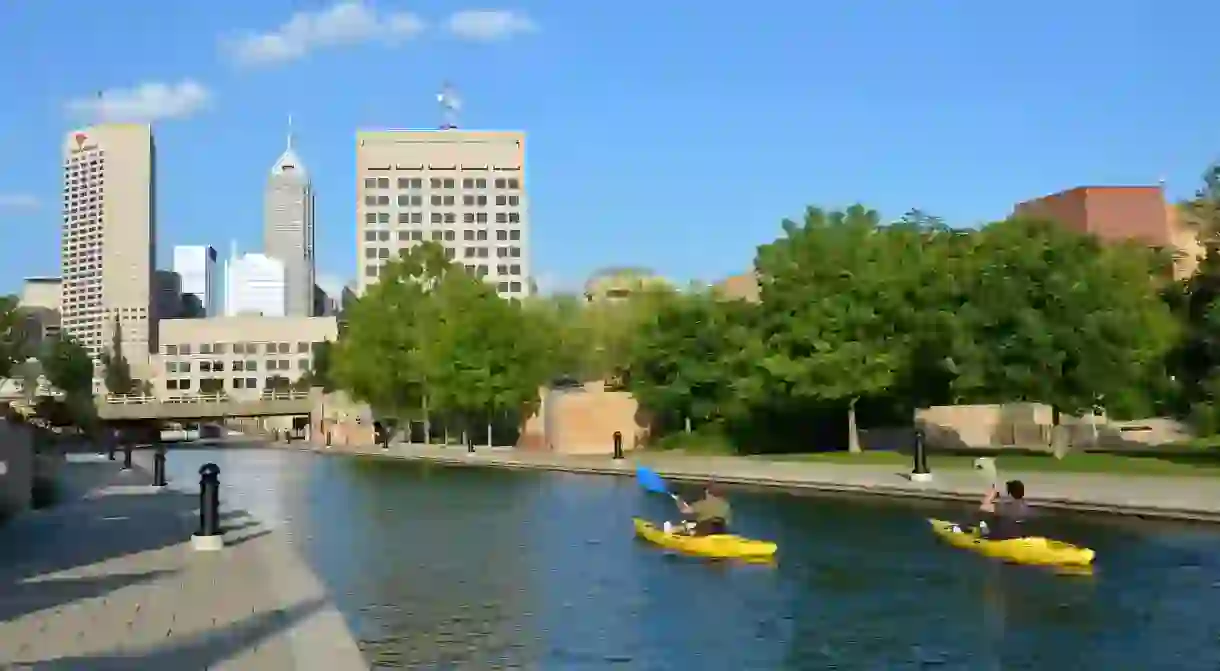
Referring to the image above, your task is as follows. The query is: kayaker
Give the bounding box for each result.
[978,479,1032,540]
[676,484,732,536]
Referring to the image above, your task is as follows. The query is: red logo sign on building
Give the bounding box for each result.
[74,133,87,149]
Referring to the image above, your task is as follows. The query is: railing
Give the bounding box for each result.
[104,390,311,405]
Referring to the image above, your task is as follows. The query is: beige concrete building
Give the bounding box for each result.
[355,130,531,298]
[152,316,337,399]
[583,267,672,302]
[60,124,156,381]
[20,277,62,312]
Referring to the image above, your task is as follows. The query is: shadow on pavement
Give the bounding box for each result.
[25,597,328,670]
[0,460,201,624]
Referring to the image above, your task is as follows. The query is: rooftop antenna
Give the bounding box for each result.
[287,114,295,150]
[437,81,461,130]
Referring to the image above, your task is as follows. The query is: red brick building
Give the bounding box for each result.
[1012,185,1204,279]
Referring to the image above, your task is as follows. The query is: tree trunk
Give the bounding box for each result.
[847,397,861,453]
[422,395,431,446]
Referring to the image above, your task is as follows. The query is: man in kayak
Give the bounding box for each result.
[675,484,732,536]
[977,479,1032,540]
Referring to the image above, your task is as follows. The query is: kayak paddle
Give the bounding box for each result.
[636,466,679,501]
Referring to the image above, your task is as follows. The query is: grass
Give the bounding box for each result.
[757,449,1220,476]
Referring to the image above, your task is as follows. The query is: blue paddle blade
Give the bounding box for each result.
[636,466,670,495]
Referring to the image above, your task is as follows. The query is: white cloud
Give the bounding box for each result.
[446,10,537,41]
[0,194,38,211]
[65,80,211,123]
[226,1,425,67]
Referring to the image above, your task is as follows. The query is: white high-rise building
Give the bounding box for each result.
[60,124,156,381]
[264,119,315,316]
[225,249,286,317]
[354,129,531,298]
[172,245,220,316]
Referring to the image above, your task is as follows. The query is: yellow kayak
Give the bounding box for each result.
[928,518,1095,567]
[632,518,778,560]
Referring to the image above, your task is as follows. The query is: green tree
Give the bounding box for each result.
[297,340,335,391]
[753,205,919,452]
[626,291,761,435]
[40,334,93,397]
[0,295,26,390]
[99,317,135,394]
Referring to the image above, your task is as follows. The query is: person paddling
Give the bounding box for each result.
[673,483,732,536]
[977,479,1032,540]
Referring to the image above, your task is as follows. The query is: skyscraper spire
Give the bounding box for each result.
[287,114,294,151]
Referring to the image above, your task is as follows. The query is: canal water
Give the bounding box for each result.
[162,447,1220,670]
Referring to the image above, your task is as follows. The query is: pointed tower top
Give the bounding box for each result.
[270,114,308,181]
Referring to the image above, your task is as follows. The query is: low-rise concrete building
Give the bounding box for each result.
[152,316,337,399]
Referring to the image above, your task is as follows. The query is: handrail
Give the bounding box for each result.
[104,389,311,405]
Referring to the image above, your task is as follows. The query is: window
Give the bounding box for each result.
[430,178,442,188]
[507,178,520,189]
[378,212,390,224]
[496,195,507,206]
[476,213,488,223]
[509,229,520,240]
[233,343,246,355]
[465,247,476,258]
[444,248,455,259]
[378,230,390,241]
[431,213,442,224]
[297,341,310,353]
[477,247,488,258]
[364,178,377,188]
[366,265,378,277]
[463,195,475,206]
[278,342,290,354]
[397,177,410,189]
[476,178,487,188]
[412,230,423,241]
[364,195,377,206]
[377,177,390,188]
[212,361,226,372]
[299,359,311,370]
[365,213,377,224]
[463,178,474,189]
[464,230,475,241]
[398,212,410,224]
[444,230,455,241]
[476,230,488,241]
[510,281,522,292]
[443,195,455,206]
[233,378,244,389]
[498,281,510,292]
[179,345,192,355]
[179,379,192,390]
[496,213,507,224]
[431,195,442,206]
[495,178,506,188]
[477,265,488,277]
[477,195,487,206]
[365,247,377,259]
[379,248,390,258]
[410,178,422,188]
[443,178,455,189]
[411,212,423,224]
[497,264,508,274]
[246,377,257,389]
[246,360,259,371]
[233,360,244,371]
[508,213,520,224]
[431,231,443,241]
[200,361,212,372]
[201,343,212,354]
[444,213,456,224]
[510,264,521,275]
[464,213,475,224]
[165,344,177,355]
[497,247,508,258]
[214,343,228,355]
[508,195,520,206]
[398,195,411,207]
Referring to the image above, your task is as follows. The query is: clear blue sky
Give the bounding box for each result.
[0,1,1215,295]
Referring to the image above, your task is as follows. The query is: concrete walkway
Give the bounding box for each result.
[0,453,367,670]
[297,442,1220,523]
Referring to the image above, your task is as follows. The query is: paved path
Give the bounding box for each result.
[0,453,367,670]
[295,441,1220,523]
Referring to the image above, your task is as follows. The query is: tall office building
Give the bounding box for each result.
[172,245,220,316]
[225,251,287,317]
[355,130,531,297]
[264,121,315,316]
[60,124,155,376]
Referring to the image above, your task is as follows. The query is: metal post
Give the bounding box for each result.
[612,431,624,460]
[152,446,167,487]
[192,463,224,551]
[467,431,475,454]
[911,427,933,482]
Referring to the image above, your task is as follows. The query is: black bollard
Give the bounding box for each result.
[197,463,221,537]
[152,446,167,487]
[467,433,475,454]
[122,444,133,470]
[326,431,332,447]
[911,427,932,481]
[612,431,624,460]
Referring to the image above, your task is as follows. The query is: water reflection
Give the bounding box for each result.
[163,447,1220,670]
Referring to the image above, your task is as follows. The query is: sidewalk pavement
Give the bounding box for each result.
[0,453,367,670]
[295,441,1220,523]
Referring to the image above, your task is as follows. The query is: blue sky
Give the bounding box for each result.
[0,1,1216,296]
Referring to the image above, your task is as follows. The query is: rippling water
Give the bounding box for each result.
[162,447,1220,670]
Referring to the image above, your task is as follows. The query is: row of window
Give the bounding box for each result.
[364,193,522,208]
[363,176,521,190]
[165,377,295,391]
[166,359,309,374]
[364,211,522,226]
[364,228,523,243]
[163,341,325,356]
[365,244,522,261]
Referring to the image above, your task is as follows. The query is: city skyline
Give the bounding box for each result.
[4,2,1218,297]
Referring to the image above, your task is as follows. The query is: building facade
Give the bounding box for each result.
[152,316,337,399]
[172,245,220,316]
[265,129,315,316]
[225,252,287,317]
[1012,185,1204,279]
[152,270,183,321]
[60,124,156,382]
[355,130,530,298]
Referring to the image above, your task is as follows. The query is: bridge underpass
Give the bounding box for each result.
[95,390,318,443]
